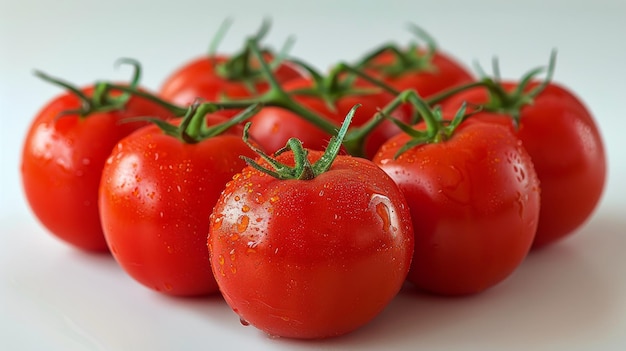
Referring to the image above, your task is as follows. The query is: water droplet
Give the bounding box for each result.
[376,202,391,232]
[241,205,250,212]
[516,191,526,218]
[369,194,400,236]
[237,215,249,233]
[240,318,250,326]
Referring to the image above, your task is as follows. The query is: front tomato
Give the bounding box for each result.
[208,149,414,339]
[99,115,257,296]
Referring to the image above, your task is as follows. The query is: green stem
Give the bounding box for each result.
[240,104,357,180]
[425,80,489,106]
[334,62,400,95]
[184,103,217,141]
[103,83,188,116]
[245,39,339,135]
[343,93,406,157]
[404,91,440,138]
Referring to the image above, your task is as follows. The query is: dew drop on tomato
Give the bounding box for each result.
[369,193,400,236]
[237,215,250,233]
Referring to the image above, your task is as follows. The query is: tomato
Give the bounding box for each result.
[373,119,540,295]
[440,82,606,249]
[208,149,414,338]
[247,77,412,158]
[98,114,257,296]
[247,106,334,153]
[21,85,172,252]
[363,49,474,99]
[159,54,304,113]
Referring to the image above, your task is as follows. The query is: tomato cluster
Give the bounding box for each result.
[20,24,606,339]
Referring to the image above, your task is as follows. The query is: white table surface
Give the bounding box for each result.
[2,1,625,350]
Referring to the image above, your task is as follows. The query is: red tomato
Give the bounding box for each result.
[21,86,172,252]
[247,77,412,158]
[365,50,474,99]
[373,120,540,295]
[98,115,256,296]
[208,150,414,338]
[247,106,334,153]
[441,82,606,249]
[159,54,304,113]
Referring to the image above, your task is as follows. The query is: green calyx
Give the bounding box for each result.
[478,50,557,127]
[356,23,438,78]
[35,58,144,118]
[210,18,294,94]
[388,90,469,158]
[149,102,262,144]
[240,105,358,181]
[288,58,385,113]
[237,39,414,158]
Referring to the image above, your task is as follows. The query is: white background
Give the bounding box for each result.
[1,0,625,350]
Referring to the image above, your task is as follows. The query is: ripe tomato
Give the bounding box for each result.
[247,106,334,153]
[99,114,257,296]
[373,119,540,295]
[363,49,474,99]
[21,85,172,252]
[441,82,606,249]
[208,150,414,338]
[247,77,412,158]
[159,54,304,112]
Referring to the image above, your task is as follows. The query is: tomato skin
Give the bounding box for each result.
[373,121,540,295]
[367,51,474,99]
[98,117,256,296]
[441,82,606,249]
[208,151,414,338]
[159,54,304,112]
[21,87,172,252]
